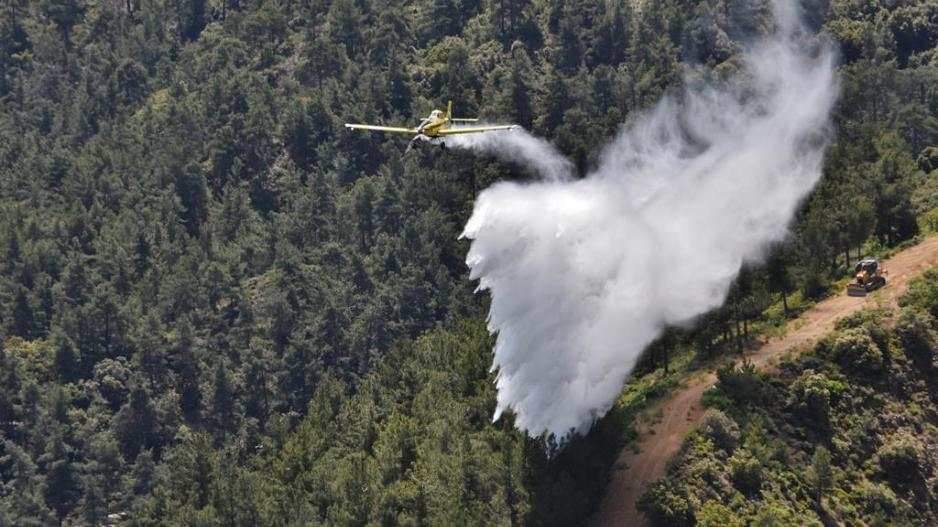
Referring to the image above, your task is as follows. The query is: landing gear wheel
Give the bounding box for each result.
[440,141,446,151]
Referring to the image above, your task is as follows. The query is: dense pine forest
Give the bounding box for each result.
[0,0,935,525]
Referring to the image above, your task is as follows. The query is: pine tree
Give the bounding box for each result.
[767,245,795,317]
[78,433,123,525]
[40,430,80,524]
[52,332,80,384]
[242,353,271,429]
[11,287,34,338]
[39,0,84,48]
[0,440,54,524]
[114,387,159,460]
[172,319,202,425]
[179,0,207,42]
[211,361,236,438]
[807,447,833,508]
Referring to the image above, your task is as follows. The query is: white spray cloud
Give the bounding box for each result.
[448,128,575,182]
[459,2,839,440]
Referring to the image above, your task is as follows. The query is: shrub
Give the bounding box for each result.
[876,432,927,486]
[699,410,740,453]
[696,500,744,527]
[701,386,733,412]
[832,328,883,375]
[812,333,837,359]
[751,500,808,526]
[896,308,936,371]
[638,479,695,527]
[834,311,891,361]
[788,371,842,433]
[835,308,890,331]
[728,448,763,495]
[715,360,763,404]
[855,479,899,518]
[921,208,938,234]
[898,268,938,317]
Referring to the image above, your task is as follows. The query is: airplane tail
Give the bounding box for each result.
[448,100,479,123]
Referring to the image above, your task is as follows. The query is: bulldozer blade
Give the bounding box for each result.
[847,285,868,297]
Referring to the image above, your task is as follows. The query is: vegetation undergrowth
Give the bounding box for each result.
[639,268,938,526]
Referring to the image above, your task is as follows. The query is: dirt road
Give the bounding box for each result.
[592,236,938,527]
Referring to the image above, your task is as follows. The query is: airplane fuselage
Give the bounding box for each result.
[415,110,449,137]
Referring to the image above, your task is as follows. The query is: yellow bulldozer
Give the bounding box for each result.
[846,258,887,297]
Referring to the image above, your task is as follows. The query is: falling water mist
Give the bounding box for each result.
[448,128,575,182]
[457,1,839,441]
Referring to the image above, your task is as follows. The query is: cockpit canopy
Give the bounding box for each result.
[430,110,443,119]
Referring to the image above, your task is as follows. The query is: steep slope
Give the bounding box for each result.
[593,236,938,526]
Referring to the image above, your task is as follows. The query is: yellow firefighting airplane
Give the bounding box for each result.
[344,101,517,153]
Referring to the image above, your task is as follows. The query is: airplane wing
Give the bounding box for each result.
[345,124,417,134]
[450,118,479,123]
[437,125,517,135]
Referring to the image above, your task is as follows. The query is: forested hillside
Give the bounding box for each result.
[0,0,935,525]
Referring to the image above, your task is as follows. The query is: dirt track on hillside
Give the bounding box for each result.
[592,236,938,527]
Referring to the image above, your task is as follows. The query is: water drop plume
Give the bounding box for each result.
[460,1,839,440]
[449,127,575,182]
